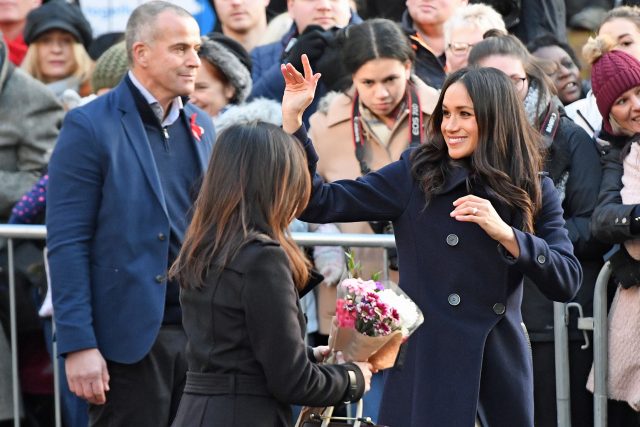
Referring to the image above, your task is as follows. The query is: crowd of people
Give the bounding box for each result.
[1,0,640,426]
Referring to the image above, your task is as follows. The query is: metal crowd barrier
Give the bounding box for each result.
[553,261,613,427]
[1,224,49,427]
[1,224,614,427]
[0,225,395,427]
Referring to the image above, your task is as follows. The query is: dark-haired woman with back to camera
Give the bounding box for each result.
[280,55,581,427]
[468,30,607,427]
[169,122,372,427]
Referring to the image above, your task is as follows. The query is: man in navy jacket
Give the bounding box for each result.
[46,2,214,425]
[249,0,360,125]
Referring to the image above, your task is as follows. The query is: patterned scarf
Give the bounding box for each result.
[523,79,568,203]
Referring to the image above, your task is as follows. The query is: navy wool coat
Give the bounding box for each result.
[295,128,582,427]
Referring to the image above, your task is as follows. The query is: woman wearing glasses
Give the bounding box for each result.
[443,3,506,73]
[468,31,606,427]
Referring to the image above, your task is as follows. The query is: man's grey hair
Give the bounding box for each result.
[125,1,193,65]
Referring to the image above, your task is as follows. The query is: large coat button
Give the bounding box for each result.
[448,293,461,306]
[493,303,506,315]
[155,274,164,283]
[536,254,546,264]
[446,234,459,246]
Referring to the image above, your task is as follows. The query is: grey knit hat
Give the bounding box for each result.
[198,34,252,104]
[91,41,128,92]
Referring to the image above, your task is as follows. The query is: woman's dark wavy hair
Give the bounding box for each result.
[340,18,415,75]
[411,67,544,233]
[169,121,311,290]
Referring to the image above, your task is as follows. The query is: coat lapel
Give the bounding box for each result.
[116,82,169,218]
[439,164,470,195]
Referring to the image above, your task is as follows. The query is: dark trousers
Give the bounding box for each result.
[88,325,187,427]
[531,339,594,427]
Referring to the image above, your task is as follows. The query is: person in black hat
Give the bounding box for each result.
[21,0,93,101]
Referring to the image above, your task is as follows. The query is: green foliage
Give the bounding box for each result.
[345,250,361,279]
[345,250,381,281]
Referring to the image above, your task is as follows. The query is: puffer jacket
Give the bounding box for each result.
[591,130,640,244]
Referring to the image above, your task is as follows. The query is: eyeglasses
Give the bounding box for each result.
[510,76,527,91]
[447,42,475,56]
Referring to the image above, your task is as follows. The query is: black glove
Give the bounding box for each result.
[315,28,351,92]
[608,244,640,289]
[283,25,332,73]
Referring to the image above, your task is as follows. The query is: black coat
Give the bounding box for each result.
[522,115,607,341]
[295,127,582,427]
[400,11,446,90]
[591,132,638,244]
[174,239,364,427]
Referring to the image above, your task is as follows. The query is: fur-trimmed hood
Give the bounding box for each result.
[213,97,282,134]
[199,35,252,105]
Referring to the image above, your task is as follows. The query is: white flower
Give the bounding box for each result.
[377,289,422,337]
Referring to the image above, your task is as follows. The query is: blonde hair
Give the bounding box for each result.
[444,3,507,48]
[582,34,617,66]
[599,6,640,34]
[21,41,93,85]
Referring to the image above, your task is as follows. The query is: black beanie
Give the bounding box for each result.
[24,0,93,50]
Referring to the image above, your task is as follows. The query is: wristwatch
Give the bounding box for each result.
[342,365,361,403]
[346,370,357,403]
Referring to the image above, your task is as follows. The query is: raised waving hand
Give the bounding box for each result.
[281,54,321,133]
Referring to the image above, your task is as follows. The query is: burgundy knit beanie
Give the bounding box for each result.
[591,50,640,133]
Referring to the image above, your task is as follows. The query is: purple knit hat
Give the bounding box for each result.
[591,49,640,133]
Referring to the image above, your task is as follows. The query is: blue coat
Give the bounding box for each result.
[295,128,582,427]
[249,15,362,126]
[46,79,214,363]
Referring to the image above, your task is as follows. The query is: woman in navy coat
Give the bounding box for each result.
[281,57,582,427]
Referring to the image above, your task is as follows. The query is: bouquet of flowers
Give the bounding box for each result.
[294,255,423,427]
[327,254,424,370]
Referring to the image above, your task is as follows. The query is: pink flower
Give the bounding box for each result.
[336,299,355,328]
[335,275,422,338]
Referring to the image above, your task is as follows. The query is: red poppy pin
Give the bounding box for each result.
[190,113,204,142]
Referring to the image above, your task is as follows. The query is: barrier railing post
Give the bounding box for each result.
[8,238,20,427]
[593,262,612,427]
[382,249,389,282]
[0,225,48,427]
[553,301,571,427]
[52,319,62,427]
